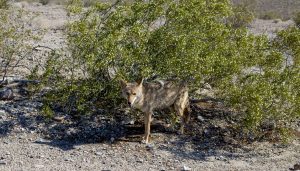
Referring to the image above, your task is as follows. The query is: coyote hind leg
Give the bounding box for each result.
[174,91,189,134]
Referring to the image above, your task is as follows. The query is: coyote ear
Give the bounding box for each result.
[136,78,144,86]
[120,79,127,88]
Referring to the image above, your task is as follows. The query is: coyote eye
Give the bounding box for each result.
[126,92,130,96]
[132,92,136,95]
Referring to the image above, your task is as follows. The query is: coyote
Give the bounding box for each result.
[120,78,190,143]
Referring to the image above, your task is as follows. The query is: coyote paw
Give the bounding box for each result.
[141,136,150,144]
[141,139,149,144]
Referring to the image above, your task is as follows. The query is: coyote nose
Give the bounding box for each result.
[128,102,131,106]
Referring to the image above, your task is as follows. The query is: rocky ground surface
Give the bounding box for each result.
[0,97,299,171]
[0,2,300,171]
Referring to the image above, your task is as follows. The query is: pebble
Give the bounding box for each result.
[95,152,102,156]
[197,115,205,122]
[183,165,192,171]
[53,116,64,122]
[136,159,143,163]
[216,155,226,161]
[292,164,300,170]
[0,161,6,165]
[206,156,215,162]
[34,164,44,168]
[64,158,74,162]
[0,87,14,100]
[146,143,155,150]
[35,138,49,143]
[204,129,209,135]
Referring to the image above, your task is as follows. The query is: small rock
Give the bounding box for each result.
[0,87,14,100]
[121,119,135,125]
[35,138,49,143]
[291,163,300,171]
[206,156,215,162]
[95,152,102,156]
[0,161,6,165]
[146,143,155,150]
[34,164,44,168]
[197,115,205,122]
[183,165,192,171]
[53,116,65,122]
[129,120,135,125]
[216,155,226,161]
[64,158,74,162]
[204,129,209,135]
[136,159,143,163]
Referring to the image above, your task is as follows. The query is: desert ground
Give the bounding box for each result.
[0,2,299,171]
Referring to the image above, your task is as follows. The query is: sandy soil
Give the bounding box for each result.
[0,133,299,171]
[0,2,299,171]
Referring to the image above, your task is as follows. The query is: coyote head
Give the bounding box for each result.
[120,79,144,108]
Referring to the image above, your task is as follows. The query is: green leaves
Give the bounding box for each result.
[40,0,299,140]
[0,6,39,83]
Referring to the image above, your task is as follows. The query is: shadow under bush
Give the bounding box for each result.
[32,0,300,143]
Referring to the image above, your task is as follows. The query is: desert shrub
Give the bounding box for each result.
[0,0,8,9]
[274,27,300,66]
[293,11,300,28]
[220,27,300,140]
[0,5,40,84]
[39,0,299,140]
[42,0,235,114]
[227,3,254,28]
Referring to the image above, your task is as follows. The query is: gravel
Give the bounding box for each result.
[0,2,299,171]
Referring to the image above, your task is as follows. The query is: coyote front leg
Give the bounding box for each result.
[143,111,152,144]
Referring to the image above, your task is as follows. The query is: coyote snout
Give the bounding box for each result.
[121,78,190,144]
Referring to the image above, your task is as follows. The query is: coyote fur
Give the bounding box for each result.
[121,79,190,143]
